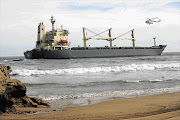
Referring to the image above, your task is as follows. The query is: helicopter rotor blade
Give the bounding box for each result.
[146,17,151,20]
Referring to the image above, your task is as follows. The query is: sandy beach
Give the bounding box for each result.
[0,92,180,120]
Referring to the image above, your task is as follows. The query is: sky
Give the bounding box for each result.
[0,0,180,56]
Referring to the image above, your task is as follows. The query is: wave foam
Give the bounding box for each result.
[41,86,180,100]
[11,63,180,76]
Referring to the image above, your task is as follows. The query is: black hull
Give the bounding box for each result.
[24,45,166,59]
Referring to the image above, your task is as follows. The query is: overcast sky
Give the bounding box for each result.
[0,0,180,56]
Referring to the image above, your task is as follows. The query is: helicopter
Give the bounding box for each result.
[145,17,161,25]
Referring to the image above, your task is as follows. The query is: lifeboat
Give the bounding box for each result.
[61,40,68,43]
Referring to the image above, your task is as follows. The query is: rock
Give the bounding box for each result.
[0,65,50,114]
[30,97,50,107]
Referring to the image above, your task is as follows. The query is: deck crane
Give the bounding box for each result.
[83,28,135,48]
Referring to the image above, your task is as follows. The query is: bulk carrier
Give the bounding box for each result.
[24,16,166,59]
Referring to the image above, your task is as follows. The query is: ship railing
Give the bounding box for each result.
[71,46,163,50]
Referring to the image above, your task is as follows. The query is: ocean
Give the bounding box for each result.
[0,52,180,108]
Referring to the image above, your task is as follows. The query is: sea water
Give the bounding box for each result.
[0,52,180,108]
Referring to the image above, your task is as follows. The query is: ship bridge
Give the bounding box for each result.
[36,16,70,51]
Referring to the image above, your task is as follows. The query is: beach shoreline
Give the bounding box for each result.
[1,92,180,120]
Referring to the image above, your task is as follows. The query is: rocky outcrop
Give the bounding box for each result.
[0,65,50,113]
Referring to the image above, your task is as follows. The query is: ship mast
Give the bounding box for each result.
[83,27,87,47]
[109,28,113,47]
[50,16,56,36]
[131,29,135,48]
[153,37,156,46]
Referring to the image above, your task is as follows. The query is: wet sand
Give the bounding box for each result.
[0,92,180,120]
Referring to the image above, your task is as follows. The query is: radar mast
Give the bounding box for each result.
[50,16,56,35]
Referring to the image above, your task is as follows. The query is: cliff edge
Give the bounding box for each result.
[0,65,50,114]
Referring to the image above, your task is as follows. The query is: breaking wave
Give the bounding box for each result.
[40,86,180,100]
[11,63,180,76]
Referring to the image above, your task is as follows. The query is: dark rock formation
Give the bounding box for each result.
[0,65,50,113]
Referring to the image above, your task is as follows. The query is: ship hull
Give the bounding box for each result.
[24,45,166,59]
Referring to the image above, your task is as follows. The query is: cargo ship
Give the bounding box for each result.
[24,16,166,59]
